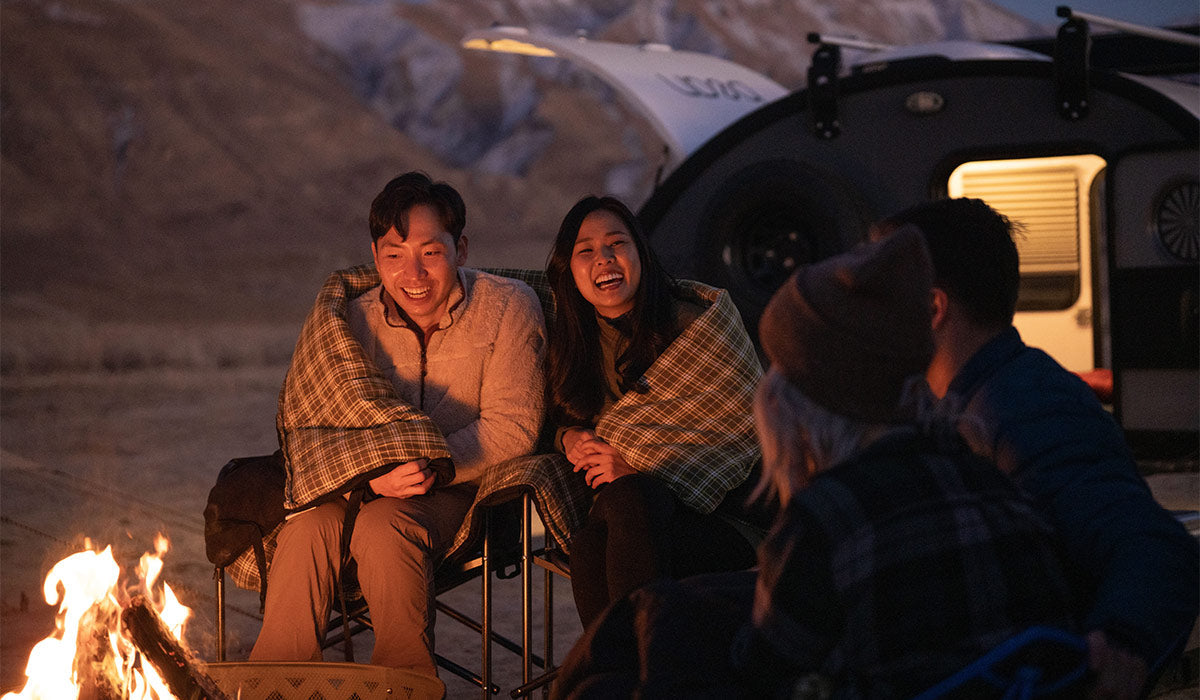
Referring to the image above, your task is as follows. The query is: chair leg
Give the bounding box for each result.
[522,493,534,685]
[543,561,553,700]
[482,509,493,699]
[215,567,226,661]
[511,510,562,700]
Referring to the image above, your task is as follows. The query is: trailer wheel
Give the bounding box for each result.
[697,160,874,327]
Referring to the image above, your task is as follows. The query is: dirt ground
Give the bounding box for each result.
[0,366,1195,698]
[0,364,583,699]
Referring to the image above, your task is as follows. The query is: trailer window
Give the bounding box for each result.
[948,155,1106,311]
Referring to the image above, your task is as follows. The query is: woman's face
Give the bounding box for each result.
[569,209,642,319]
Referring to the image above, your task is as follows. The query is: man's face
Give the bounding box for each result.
[372,204,467,333]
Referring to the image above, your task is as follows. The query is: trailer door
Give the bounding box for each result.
[1107,147,1199,460]
[948,155,1106,373]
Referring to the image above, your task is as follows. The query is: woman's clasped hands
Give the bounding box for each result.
[563,427,636,489]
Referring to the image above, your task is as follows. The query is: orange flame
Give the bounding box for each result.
[3,534,192,700]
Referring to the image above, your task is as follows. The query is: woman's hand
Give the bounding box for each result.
[369,459,435,498]
[563,427,599,467]
[570,436,636,488]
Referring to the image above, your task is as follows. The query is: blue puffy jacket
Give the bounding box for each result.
[948,326,1198,669]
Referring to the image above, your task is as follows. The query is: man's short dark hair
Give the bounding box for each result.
[369,171,466,244]
[879,198,1020,329]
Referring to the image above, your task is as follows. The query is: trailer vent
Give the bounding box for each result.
[959,168,1080,271]
[1156,180,1199,263]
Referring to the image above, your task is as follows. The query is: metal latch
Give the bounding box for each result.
[806,35,842,139]
[1055,7,1091,121]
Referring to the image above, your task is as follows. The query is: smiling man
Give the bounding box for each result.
[250,172,546,677]
[372,207,466,335]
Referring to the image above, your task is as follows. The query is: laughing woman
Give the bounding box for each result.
[546,195,762,627]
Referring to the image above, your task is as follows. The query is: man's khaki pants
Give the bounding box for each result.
[249,484,475,675]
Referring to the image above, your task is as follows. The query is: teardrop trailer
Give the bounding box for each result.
[463,7,1199,463]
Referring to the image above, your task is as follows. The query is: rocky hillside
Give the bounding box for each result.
[0,0,1043,373]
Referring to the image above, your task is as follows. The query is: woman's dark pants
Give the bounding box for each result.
[568,473,756,627]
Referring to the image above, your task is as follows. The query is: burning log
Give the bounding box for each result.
[75,599,122,700]
[121,596,230,700]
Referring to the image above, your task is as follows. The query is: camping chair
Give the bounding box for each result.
[213,484,530,697]
[913,626,1088,699]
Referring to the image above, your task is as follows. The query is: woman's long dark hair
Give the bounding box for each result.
[546,196,678,426]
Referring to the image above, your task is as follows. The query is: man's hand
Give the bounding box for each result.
[1085,630,1148,700]
[368,459,435,499]
[569,436,636,489]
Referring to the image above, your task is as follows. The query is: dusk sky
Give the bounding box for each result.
[992,0,1199,27]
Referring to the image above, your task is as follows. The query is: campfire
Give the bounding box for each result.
[4,534,228,700]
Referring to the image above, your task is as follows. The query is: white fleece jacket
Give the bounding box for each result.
[347,268,547,485]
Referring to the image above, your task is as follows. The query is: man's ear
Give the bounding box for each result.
[931,287,949,331]
[455,234,469,266]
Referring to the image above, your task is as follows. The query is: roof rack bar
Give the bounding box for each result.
[806,32,893,52]
[1056,6,1200,47]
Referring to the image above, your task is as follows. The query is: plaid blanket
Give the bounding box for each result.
[597,281,761,514]
[445,279,762,562]
[228,270,758,588]
[228,265,455,589]
[276,265,453,509]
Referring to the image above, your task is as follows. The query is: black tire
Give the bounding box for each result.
[696,159,876,333]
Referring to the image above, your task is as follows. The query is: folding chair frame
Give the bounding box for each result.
[214,507,536,698]
[512,492,570,699]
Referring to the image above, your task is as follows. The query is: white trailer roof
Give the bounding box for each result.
[462,27,788,176]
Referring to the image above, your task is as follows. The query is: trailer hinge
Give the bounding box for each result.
[807,39,842,139]
[1055,10,1091,121]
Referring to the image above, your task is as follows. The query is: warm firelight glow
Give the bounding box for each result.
[3,534,192,700]
[138,533,190,640]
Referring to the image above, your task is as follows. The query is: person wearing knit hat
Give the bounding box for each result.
[730,229,1081,696]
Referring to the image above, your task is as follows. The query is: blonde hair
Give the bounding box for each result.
[753,366,938,507]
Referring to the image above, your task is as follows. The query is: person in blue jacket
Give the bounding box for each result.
[873,197,1199,699]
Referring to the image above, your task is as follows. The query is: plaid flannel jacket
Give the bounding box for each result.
[742,431,1076,695]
